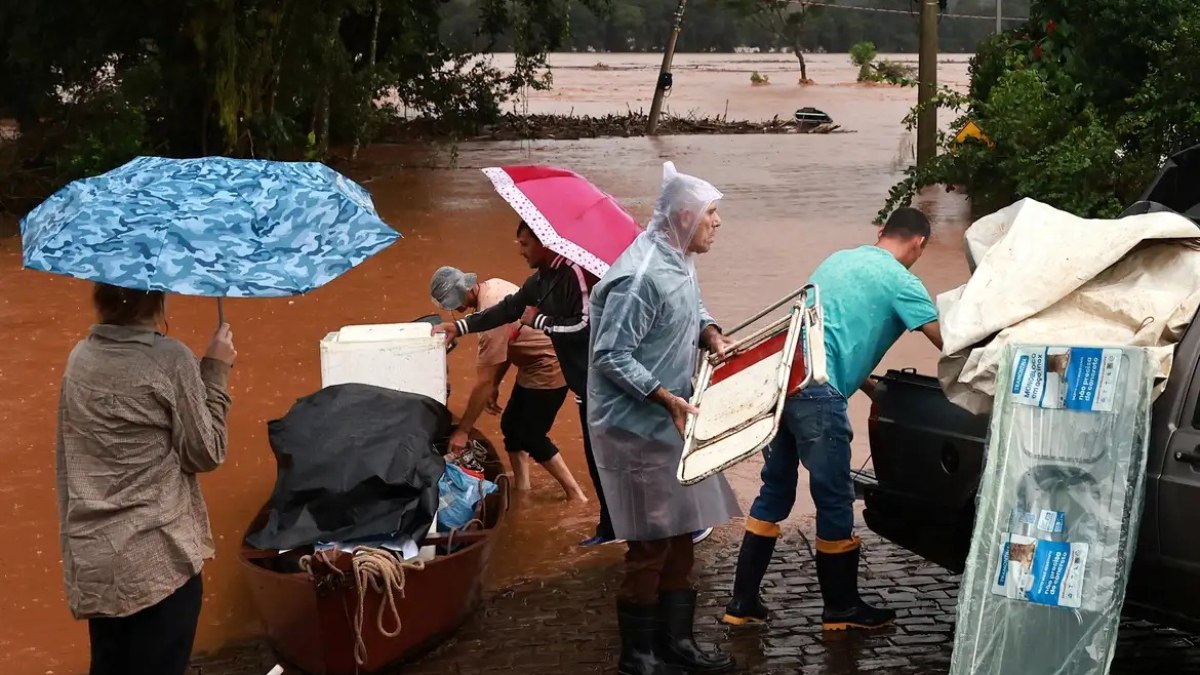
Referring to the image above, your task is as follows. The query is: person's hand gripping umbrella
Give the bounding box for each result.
[431,165,642,348]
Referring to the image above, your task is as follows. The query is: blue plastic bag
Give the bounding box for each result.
[436,463,498,532]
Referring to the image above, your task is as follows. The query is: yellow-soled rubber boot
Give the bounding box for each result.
[721,517,779,626]
[815,535,895,631]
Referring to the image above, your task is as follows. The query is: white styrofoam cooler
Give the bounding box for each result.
[319,323,448,404]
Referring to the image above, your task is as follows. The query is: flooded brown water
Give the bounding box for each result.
[0,53,972,672]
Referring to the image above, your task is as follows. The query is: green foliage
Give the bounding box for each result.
[879,0,1200,223]
[55,85,152,182]
[849,41,913,85]
[849,41,876,68]
[850,40,877,81]
[0,0,599,212]
[872,60,915,85]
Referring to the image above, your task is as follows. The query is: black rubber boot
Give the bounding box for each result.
[815,537,896,631]
[617,601,685,675]
[722,529,777,626]
[658,590,735,673]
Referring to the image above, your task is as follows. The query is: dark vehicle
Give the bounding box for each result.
[794,107,834,130]
[855,146,1200,633]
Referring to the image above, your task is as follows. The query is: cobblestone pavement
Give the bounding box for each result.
[193,528,1200,675]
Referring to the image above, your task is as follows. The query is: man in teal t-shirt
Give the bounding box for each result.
[724,207,943,632]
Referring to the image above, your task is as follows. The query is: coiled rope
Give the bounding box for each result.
[300,546,426,666]
[296,461,504,666]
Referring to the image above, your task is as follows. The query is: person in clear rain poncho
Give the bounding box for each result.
[587,162,741,675]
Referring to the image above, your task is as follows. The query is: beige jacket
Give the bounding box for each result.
[56,324,231,618]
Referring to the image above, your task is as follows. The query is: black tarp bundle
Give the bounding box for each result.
[245,383,450,550]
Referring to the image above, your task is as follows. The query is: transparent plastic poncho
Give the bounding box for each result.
[585,161,740,541]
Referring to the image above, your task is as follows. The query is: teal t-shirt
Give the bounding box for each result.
[809,245,939,397]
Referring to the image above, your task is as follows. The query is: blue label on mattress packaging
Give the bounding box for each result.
[1036,510,1066,534]
[1010,347,1122,413]
[1011,509,1036,527]
[991,534,1088,609]
[995,541,1011,588]
[1063,348,1101,410]
[1025,540,1089,609]
[1011,354,1030,394]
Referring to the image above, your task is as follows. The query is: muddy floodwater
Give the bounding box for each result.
[0,52,972,672]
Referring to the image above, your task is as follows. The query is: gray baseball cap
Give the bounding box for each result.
[429,266,478,310]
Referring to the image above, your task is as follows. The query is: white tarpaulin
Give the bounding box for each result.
[938,198,1200,414]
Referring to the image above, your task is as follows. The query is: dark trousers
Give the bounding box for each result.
[621,535,696,604]
[578,394,615,539]
[88,574,203,675]
[748,384,855,541]
[501,384,568,463]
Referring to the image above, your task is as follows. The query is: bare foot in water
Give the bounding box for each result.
[544,454,587,503]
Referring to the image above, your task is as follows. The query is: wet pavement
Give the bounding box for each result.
[191,522,1200,675]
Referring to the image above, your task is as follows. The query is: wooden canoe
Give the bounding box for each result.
[239,431,508,675]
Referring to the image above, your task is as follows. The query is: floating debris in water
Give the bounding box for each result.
[379,110,853,142]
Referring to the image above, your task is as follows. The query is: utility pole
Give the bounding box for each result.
[916,0,939,168]
[647,0,688,135]
[996,0,1003,33]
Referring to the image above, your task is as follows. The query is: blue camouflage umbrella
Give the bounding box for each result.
[20,156,400,308]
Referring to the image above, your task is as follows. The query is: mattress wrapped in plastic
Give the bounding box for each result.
[950,345,1153,675]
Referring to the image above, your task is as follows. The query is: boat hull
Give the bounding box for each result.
[240,434,507,674]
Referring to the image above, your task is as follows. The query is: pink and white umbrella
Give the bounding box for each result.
[481,165,642,278]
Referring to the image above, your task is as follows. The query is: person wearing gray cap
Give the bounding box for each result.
[431,265,587,501]
[434,221,620,547]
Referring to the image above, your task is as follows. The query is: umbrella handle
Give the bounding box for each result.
[217,298,225,326]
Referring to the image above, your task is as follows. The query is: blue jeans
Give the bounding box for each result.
[748,383,855,541]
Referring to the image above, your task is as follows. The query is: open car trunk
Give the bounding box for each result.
[857,369,989,574]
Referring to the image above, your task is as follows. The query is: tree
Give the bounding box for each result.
[850,41,878,81]
[879,0,1200,223]
[608,2,648,50]
[0,0,605,213]
[724,0,823,82]
[850,41,915,85]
